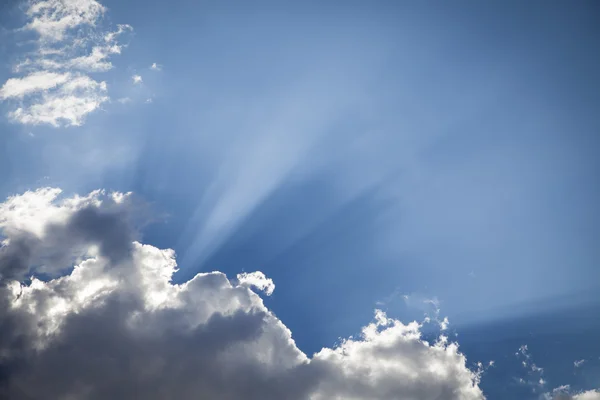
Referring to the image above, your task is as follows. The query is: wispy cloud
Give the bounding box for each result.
[0,71,71,99]
[0,0,132,127]
[117,97,132,104]
[23,0,106,42]
[132,74,143,84]
[150,62,162,71]
[9,76,108,127]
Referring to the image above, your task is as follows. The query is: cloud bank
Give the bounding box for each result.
[0,188,485,399]
[0,0,131,126]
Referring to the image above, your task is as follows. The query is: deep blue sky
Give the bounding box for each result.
[1,1,599,398]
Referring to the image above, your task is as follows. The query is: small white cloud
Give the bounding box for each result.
[439,316,450,331]
[132,75,143,84]
[237,271,275,296]
[532,364,544,374]
[104,24,133,43]
[574,359,586,368]
[150,62,162,71]
[117,97,131,104]
[145,97,153,104]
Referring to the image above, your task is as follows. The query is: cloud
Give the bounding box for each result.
[573,391,600,400]
[547,386,600,400]
[0,71,71,100]
[132,75,143,84]
[0,1,132,127]
[0,188,136,281]
[237,271,275,296]
[516,348,600,400]
[8,76,109,127]
[0,188,485,400]
[150,62,162,71]
[24,0,106,42]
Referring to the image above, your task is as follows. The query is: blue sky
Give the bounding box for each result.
[0,0,599,399]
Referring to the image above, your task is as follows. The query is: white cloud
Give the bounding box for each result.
[440,316,450,331]
[0,0,132,127]
[545,386,600,400]
[132,74,143,84]
[237,271,275,296]
[573,391,600,400]
[0,71,71,100]
[0,188,485,400]
[24,0,106,42]
[8,75,108,127]
[574,359,585,368]
[67,44,122,72]
[150,62,162,71]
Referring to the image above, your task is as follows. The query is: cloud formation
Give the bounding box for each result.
[548,387,600,400]
[0,188,485,399]
[0,0,131,126]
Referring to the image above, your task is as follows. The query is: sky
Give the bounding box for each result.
[0,0,599,399]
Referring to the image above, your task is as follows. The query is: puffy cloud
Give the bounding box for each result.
[547,386,600,400]
[0,1,132,126]
[310,311,483,400]
[0,188,134,280]
[132,74,143,84]
[0,188,485,399]
[150,62,162,71]
[574,391,600,400]
[237,271,275,296]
